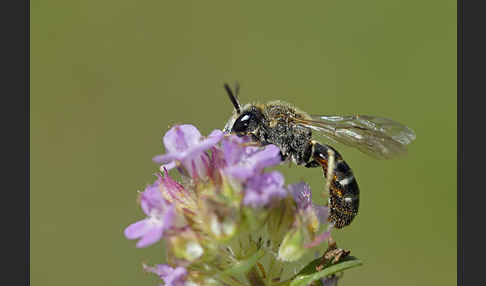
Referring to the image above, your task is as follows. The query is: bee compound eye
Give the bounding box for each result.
[232,112,254,134]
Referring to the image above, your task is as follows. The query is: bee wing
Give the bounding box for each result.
[293,114,416,159]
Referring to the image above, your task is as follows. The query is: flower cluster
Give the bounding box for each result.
[124,124,333,286]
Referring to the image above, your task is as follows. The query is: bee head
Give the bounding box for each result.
[231,108,265,136]
[223,83,265,137]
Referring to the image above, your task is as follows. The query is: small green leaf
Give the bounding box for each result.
[289,256,362,286]
[278,228,307,262]
[223,249,265,275]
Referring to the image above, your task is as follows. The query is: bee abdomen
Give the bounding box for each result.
[306,142,360,229]
[330,159,360,228]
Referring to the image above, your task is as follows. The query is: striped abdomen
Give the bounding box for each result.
[306,142,360,228]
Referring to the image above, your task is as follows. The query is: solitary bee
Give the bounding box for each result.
[223,83,416,228]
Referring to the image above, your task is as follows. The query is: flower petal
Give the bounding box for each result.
[164,266,188,286]
[154,127,224,179]
[184,129,224,159]
[313,204,329,225]
[221,135,249,165]
[243,171,287,208]
[161,161,177,171]
[140,180,165,215]
[161,205,176,230]
[143,264,173,277]
[288,182,312,210]
[124,219,150,239]
[224,165,257,180]
[163,125,203,153]
[136,225,164,248]
[152,153,180,164]
[305,228,332,248]
[144,264,188,286]
[248,145,282,170]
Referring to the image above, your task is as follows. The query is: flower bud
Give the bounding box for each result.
[199,196,239,241]
[168,230,204,262]
[278,227,308,262]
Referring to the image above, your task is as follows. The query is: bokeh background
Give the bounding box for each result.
[31,1,456,285]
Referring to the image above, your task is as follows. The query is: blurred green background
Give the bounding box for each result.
[31,1,456,285]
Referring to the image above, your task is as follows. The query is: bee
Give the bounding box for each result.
[222,83,416,228]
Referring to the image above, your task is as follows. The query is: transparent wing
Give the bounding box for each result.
[293,114,416,159]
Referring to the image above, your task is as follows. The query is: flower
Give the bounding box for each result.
[289,181,313,210]
[124,179,176,248]
[143,264,187,286]
[221,135,282,180]
[320,274,340,286]
[288,182,329,224]
[288,182,333,248]
[152,124,223,179]
[159,169,197,210]
[243,171,287,208]
[126,124,340,286]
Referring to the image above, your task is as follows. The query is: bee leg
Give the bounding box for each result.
[304,141,360,229]
[239,141,264,147]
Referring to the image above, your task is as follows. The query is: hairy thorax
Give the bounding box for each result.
[257,102,313,165]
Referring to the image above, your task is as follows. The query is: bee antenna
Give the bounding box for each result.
[224,82,241,114]
[234,81,240,98]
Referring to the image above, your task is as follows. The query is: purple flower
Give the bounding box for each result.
[305,228,332,248]
[288,182,329,224]
[220,135,250,166]
[159,168,195,207]
[124,122,357,285]
[288,182,332,248]
[320,274,340,286]
[222,135,282,180]
[124,180,175,248]
[288,182,312,210]
[143,264,187,286]
[153,125,223,178]
[243,171,287,208]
